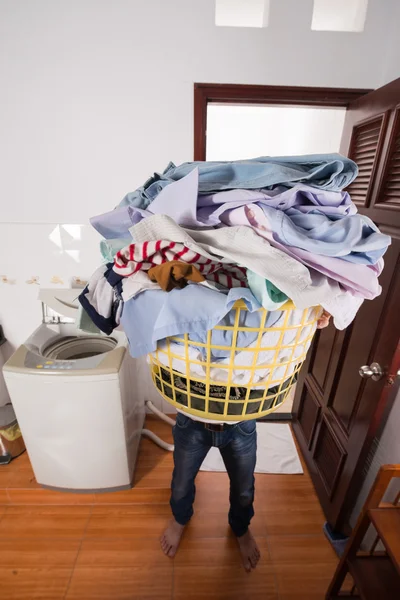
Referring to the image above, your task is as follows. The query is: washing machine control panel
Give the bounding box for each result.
[34,360,74,370]
[24,350,106,371]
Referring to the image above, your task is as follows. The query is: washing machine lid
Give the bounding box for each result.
[39,289,80,321]
[3,290,128,377]
[3,323,127,376]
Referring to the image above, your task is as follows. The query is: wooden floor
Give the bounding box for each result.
[0,417,338,599]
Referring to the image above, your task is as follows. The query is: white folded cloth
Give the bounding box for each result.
[150,306,317,387]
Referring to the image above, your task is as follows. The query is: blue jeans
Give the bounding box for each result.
[170,413,257,537]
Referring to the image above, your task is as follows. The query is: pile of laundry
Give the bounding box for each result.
[79,154,391,393]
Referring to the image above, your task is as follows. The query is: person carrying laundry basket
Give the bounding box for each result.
[82,154,390,570]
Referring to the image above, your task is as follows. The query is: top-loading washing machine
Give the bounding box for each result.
[3,289,145,492]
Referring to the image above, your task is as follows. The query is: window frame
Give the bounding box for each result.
[194,83,372,161]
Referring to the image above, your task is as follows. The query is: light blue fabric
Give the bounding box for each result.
[91,205,141,240]
[120,286,281,359]
[117,153,358,211]
[246,270,288,310]
[198,185,356,218]
[260,205,389,265]
[90,169,358,240]
[90,168,390,267]
[100,237,132,262]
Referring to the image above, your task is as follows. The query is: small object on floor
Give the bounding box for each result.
[0,404,26,465]
[323,522,349,557]
[0,446,12,464]
[200,423,303,474]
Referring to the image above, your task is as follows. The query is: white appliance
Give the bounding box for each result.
[3,289,145,492]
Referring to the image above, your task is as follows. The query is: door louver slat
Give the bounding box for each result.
[346,116,384,206]
[378,110,400,208]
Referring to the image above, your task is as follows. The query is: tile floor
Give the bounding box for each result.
[0,417,338,599]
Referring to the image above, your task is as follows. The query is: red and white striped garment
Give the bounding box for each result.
[114,240,247,289]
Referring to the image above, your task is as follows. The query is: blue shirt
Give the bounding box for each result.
[259,205,389,265]
[120,286,281,359]
[117,153,358,210]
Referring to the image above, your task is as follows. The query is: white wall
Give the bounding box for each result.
[0,0,399,362]
[380,0,400,86]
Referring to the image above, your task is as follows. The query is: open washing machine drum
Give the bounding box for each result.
[36,289,121,363]
[42,336,117,360]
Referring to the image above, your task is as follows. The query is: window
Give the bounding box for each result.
[206,104,346,161]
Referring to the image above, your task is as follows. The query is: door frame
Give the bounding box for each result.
[194,83,371,161]
[193,81,399,532]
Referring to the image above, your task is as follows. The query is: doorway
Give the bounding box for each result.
[206,104,346,161]
[195,83,368,418]
[194,83,370,161]
[193,81,400,531]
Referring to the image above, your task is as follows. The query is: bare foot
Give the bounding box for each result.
[160,519,185,558]
[236,529,261,572]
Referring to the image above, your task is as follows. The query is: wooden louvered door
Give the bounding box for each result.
[345,116,386,206]
[292,78,400,532]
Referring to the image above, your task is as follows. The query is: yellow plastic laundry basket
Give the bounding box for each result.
[148,300,321,421]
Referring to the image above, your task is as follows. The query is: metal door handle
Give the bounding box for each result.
[359,363,384,381]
